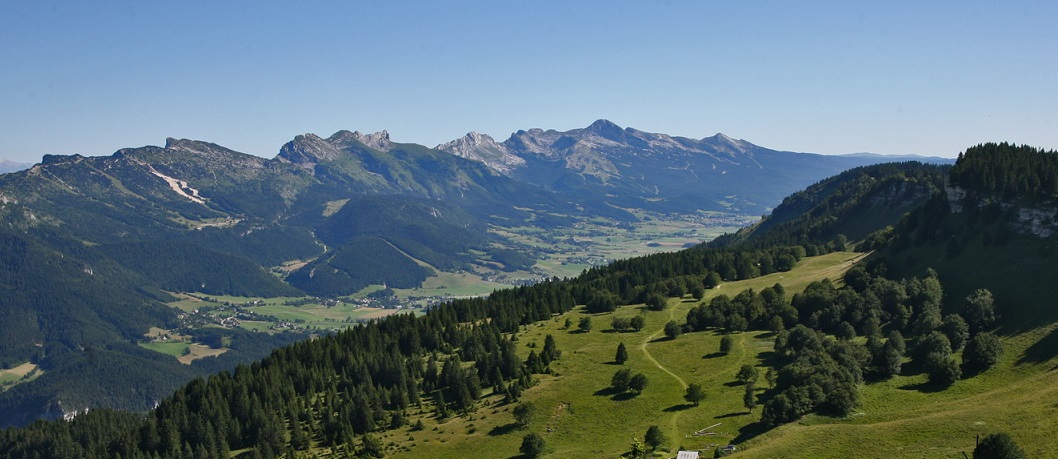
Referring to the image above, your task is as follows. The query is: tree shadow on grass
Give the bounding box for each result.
[731,420,770,444]
[488,422,521,436]
[898,380,950,393]
[715,411,746,419]
[722,381,742,387]
[702,352,726,359]
[611,392,637,401]
[664,403,695,412]
[1017,325,1058,365]
[593,387,621,397]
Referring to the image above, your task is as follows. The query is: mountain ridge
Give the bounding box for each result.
[0,121,956,426]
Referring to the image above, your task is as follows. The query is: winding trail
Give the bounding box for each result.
[639,306,689,390]
[639,303,689,439]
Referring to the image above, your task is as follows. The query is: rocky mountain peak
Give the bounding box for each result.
[438,132,500,152]
[155,138,265,169]
[164,138,230,155]
[437,132,525,175]
[702,133,754,156]
[585,119,624,137]
[276,133,344,168]
[351,130,392,151]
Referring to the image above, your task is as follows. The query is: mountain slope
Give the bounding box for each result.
[4,142,1055,459]
[439,120,954,214]
[0,123,952,426]
[710,162,949,249]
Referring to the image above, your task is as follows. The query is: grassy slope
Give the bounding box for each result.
[379,252,865,459]
[738,324,1058,459]
[371,248,1058,458]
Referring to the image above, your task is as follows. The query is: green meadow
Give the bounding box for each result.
[376,252,859,458]
[362,250,1058,459]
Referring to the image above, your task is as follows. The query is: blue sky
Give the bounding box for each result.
[1,1,1055,164]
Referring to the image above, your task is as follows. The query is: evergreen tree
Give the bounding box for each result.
[615,342,629,365]
[611,369,632,392]
[720,335,734,355]
[743,382,757,413]
[578,317,593,333]
[628,373,648,395]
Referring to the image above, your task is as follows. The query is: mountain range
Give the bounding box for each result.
[437,119,950,213]
[1,143,1054,458]
[0,120,952,425]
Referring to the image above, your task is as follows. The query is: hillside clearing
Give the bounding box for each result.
[0,363,41,391]
[382,252,859,459]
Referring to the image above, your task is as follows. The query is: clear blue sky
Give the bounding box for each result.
[2,1,1055,164]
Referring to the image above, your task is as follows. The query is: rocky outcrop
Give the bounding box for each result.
[436,132,525,174]
[946,182,1058,238]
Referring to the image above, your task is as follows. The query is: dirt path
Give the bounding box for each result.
[639,307,689,390]
[639,304,689,439]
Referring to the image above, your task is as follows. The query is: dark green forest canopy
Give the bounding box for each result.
[949,142,1058,203]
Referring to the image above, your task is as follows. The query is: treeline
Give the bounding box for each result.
[572,245,810,312]
[711,162,947,250]
[0,278,576,458]
[314,195,490,272]
[0,232,176,367]
[286,237,434,296]
[949,142,1058,202]
[0,231,821,458]
[96,240,302,298]
[677,262,1004,428]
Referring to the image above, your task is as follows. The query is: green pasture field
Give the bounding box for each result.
[372,250,1058,458]
[0,363,40,390]
[377,251,862,459]
[139,341,190,358]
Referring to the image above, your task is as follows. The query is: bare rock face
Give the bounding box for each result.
[436,132,525,175]
[350,130,392,152]
[276,133,345,168]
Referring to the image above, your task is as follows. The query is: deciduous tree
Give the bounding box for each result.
[644,425,666,451]
[684,383,705,406]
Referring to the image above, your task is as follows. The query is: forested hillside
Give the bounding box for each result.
[949,142,1058,202]
[710,162,948,250]
[0,124,954,425]
[0,160,983,458]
